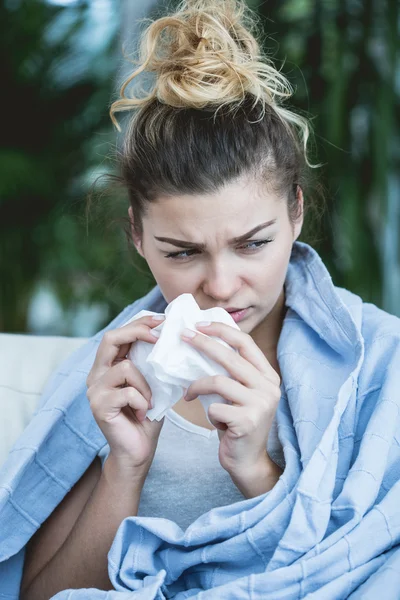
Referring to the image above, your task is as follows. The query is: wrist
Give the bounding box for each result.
[229,454,283,499]
[103,453,151,487]
[97,454,148,525]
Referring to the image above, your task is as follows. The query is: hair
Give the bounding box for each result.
[92,0,324,248]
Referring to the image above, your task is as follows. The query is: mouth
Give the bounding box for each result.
[225,307,251,323]
[199,304,252,323]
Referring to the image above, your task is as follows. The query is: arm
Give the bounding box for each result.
[21,314,165,600]
[230,453,283,499]
[20,455,149,600]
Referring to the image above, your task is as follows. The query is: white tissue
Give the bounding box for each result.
[123,293,240,423]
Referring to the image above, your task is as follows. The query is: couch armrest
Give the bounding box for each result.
[0,333,88,467]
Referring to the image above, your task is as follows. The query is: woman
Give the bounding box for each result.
[2,1,400,599]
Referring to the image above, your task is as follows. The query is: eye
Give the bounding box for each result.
[164,238,274,261]
[164,248,200,260]
[239,239,274,252]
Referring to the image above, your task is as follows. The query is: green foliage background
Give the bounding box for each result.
[1,0,399,335]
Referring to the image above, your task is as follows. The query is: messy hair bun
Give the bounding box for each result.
[110,0,312,164]
[102,0,324,248]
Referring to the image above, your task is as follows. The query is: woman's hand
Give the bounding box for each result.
[86,315,165,472]
[181,321,282,488]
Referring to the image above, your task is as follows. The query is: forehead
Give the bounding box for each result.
[146,178,282,235]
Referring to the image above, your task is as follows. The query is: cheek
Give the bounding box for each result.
[257,238,293,291]
[147,259,199,303]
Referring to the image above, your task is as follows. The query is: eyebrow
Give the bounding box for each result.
[154,219,277,250]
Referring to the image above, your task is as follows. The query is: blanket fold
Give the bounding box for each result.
[1,242,400,600]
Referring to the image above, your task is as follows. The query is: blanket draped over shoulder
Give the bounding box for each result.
[1,242,400,600]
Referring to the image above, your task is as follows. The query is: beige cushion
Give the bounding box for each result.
[0,333,88,467]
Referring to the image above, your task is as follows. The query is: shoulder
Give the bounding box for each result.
[361,301,400,351]
[334,285,400,392]
[358,301,400,391]
[335,283,400,346]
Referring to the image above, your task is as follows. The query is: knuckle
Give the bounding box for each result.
[102,330,114,345]
[126,320,143,330]
[123,386,137,402]
[207,403,218,417]
[263,371,280,388]
[120,359,132,374]
[87,387,101,411]
[86,381,99,400]
[86,368,100,389]
[211,374,224,388]
[272,371,281,385]
[126,388,147,410]
[271,380,281,398]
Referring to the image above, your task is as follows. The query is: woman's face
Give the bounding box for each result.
[131,176,303,346]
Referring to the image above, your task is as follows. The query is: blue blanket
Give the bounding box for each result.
[1,242,400,599]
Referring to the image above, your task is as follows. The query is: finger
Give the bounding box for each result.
[90,385,149,423]
[98,359,153,408]
[181,327,265,389]
[90,315,164,383]
[208,403,259,437]
[185,375,254,407]
[208,402,241,430]
[194,322,280,384]
[208,412,228,432]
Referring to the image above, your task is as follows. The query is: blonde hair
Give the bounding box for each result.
[110,0,313,167]
[102,0,323,244]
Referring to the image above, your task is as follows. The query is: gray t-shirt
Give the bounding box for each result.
[98,409,247,530]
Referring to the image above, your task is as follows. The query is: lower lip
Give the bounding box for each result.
[228,308,250,323]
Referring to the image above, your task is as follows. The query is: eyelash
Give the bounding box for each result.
[163,238,274,261]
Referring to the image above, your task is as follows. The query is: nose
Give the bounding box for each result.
[201,260,242,302]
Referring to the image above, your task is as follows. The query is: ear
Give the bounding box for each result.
[128,206,145,258]
[293,185,304,242]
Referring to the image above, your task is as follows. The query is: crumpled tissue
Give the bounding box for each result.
[123,293,241,423]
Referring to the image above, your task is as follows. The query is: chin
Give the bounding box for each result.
[239,312,257,333]
[248,308,269,332]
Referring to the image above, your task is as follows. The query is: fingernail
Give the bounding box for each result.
[196,321,211,327]
[181,328,196,338]
[150,329,160,338]
[152,314,165,321]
